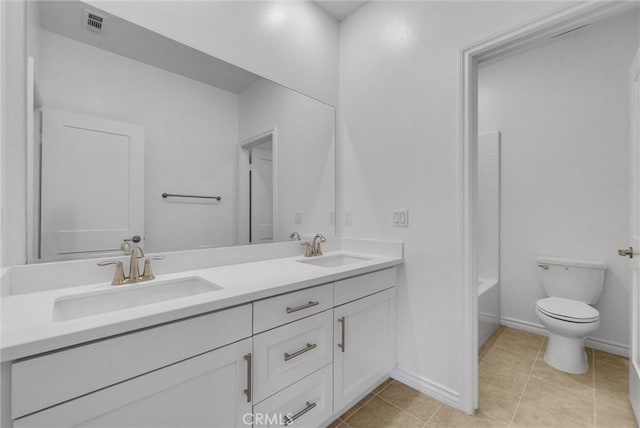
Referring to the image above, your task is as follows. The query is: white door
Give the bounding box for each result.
[333,288,396,413]
[628,49,640,424]
[251,143,273,243]
[40,110,144,260]
[14,338,253,428]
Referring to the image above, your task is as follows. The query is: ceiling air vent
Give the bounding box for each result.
[84,9,104,33]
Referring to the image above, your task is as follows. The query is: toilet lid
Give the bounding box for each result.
[536,297,600,323]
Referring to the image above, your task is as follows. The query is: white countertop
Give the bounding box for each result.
[1,250,402,362]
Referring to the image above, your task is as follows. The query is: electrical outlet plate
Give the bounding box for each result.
[295,211,303,224]
[329,211,335,225]
[392,209,409,227]
[345,209,352,226]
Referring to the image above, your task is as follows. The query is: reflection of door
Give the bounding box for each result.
[628,50,640,424]
[40,110,144,260]
[250,143,273,243]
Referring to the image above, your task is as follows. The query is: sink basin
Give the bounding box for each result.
[297,254,372,268]
[53,277,222,321]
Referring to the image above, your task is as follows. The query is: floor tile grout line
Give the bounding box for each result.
[421,403,443,428]
[507,335,545,427]
[372,379,394,397]
[340,394,377,424]
[374,392,427,424]
[373,378,441,425]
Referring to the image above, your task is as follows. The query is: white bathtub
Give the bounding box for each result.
[478,278,500,351]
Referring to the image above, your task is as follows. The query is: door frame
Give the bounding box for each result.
[629,48,640,422]
[459,1,636,413]
[237,128,278,245]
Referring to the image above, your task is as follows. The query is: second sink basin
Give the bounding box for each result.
[53,277,222,322]
[297,254,372,268]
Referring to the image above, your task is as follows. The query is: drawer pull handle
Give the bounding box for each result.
[283,401,317,426]
[284,343,317,361]
[338,316,346,352]
[286,301,320,314]
[243,353,252,403]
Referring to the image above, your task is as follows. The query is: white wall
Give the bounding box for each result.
[478,132,500,281]
[85,0,339,106]
[479,11,639,351]
[238,79,335,242]
[339,0,566,408]
[38,30,239,253]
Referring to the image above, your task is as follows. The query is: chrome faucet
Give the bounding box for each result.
[302,234,326,257]
[289,232,302,241]
[312,234,326,256]
[98,247,164,286]
[129,246,145,282]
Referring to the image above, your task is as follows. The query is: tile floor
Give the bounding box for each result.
[330,327,637,428]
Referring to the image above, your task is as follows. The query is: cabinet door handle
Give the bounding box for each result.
[243,353,252,403]
[284,343,317,361]
[337,316,346,353]
[286,301,319,314]
[283,401,317,426]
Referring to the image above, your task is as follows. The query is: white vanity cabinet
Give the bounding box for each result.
[14,338,253,428]
[333,287,396,412]
[8,266,398,428]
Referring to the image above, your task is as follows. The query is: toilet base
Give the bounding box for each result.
[543,333,588,374]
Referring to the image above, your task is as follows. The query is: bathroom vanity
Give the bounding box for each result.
[1,243,402,427]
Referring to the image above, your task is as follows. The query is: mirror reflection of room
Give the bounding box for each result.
[27,1,335,262]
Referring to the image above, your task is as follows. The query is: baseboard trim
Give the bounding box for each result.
[500,316,629,357]
[391,367,460,410]
[585,337,630,358]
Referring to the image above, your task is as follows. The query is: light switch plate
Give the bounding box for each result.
[392,209,409,227]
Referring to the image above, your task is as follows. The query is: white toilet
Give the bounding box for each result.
[535,256,607,374]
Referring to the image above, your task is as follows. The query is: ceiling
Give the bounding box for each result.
[37,1,259,94]
[314,1,368,21]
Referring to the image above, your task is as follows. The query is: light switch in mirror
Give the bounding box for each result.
[25,1,335,262]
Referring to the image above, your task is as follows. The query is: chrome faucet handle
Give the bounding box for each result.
[301,242,313,257]
[121,235,142,254]
[141,256,164,281]
[97,260,127,286]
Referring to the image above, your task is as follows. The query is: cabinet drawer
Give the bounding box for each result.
[253,310,333,403]
[14,338,252,428]
[253,364,333,428]
[254,283,333,333]
[12,304,252,419]
[334,268,396,306]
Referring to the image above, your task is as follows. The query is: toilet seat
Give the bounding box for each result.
[535,297,599,323]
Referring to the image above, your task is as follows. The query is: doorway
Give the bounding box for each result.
[461,1,640,418]
[238,129,277,245]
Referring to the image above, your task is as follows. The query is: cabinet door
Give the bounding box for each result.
[333,288,396,412]
[14,338,253,428]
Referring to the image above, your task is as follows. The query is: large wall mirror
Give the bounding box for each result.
[25,1,335,262]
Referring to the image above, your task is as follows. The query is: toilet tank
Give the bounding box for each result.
[536,256,607,304]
